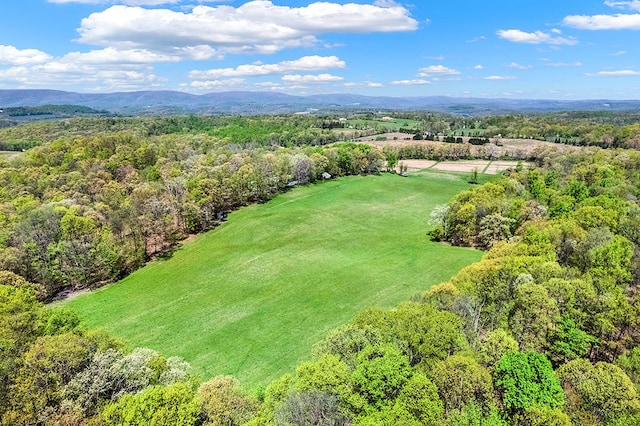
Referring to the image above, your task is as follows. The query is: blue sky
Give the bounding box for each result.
[1,0,639,98]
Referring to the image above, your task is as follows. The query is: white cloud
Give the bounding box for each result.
[0,45,167,91]
[466,36,486,43]
[417,65,460,77]
[612,50,627,55]
[281,73,343,83]
[497,29,578,45]
[563,13,640,30]
[0,61,164,91]
[0,45,52,66]
[344,81,384,88]
[77,2,418,56]
[373,0,402,7]
[49,0,225,5]
[605,1,640,11]
[545,61,583,67]
[589,69,640,76]
[191,78,246,89]
[508,62,532,70]
[189,56,346,79]
[483,75,517,80]
[474,64,484,70]
[254,81,282,88]
[62,47,184,64]
[390,79,431,85]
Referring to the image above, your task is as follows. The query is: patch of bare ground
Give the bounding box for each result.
[431,160,489,173]
[484,160,524,175]
[53,288,91,302]
[396,160,438,171]
[0,151,22,160]
[353,133,576,157]
[396,159,528,174]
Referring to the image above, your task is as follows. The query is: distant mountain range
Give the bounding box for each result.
[1,89,639,116]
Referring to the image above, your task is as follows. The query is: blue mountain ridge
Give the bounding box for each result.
[1,89,638,115]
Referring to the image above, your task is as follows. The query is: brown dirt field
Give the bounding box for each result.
[484,160,525,175]
[396,159,528,174]
[396,160,438,171]
[354,133,575,157]
[431,161,489,173]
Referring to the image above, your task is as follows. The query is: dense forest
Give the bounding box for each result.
[2,112,640,424]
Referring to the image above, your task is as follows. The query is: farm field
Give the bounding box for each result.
[343,117,421,131]
[359,132,576,157]
[395,159,526,174]
[66,173,482,388]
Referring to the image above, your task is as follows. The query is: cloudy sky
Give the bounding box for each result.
[1,0,640,98]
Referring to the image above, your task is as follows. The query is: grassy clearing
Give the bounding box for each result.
[344,118,421,131]
[66,173,481,388]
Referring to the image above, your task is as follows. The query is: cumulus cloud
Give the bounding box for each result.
[565,0,640,30]
[77,1,418,56]
[497,29,578,45]
[189,55,346,79]
[563,13,640,30]
[390,79,430,85]
[281,73,343,83]
[605,1,640,11]
[474,64,484,70]
[417,65,460,77]
[0,45,53,66]
[0,61,163,91]
[0,45,166,91]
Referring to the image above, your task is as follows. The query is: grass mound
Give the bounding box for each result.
[67,173,481,387]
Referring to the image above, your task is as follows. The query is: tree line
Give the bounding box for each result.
[0,127,387,299]
[4,111,640,153]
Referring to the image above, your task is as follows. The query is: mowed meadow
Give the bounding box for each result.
[66,172,482,387]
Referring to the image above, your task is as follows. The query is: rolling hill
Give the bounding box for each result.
[2,89,639,115]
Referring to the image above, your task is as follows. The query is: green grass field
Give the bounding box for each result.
[66,173,482,388]
[344,118,422,131]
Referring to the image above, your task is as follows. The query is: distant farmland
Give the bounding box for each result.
[66,173,482,388]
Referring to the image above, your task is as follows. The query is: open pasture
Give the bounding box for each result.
[66,173,481,388]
